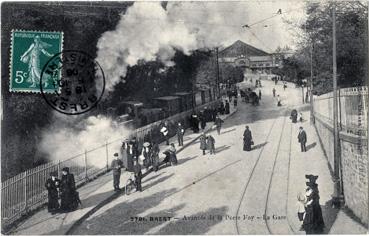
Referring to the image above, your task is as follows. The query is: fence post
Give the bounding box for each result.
[57,160,61,178]
[23,171,28,212]
[84,150,88,182]
[105,141,109,172]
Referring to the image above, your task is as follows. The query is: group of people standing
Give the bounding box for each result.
[199,132,216,155]
[45,167,81,214]
[297,174,325,234]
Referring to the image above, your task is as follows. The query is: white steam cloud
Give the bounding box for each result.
[96,1,304,93]
[39,115,131,169]
[39,1,304,169]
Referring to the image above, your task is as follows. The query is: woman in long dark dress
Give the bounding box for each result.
[303,184,325,234]
[243,126,253,151]
[225,101,230,114]
[60,167,78,212]
[168,143,178,165]
[45,172,60,214]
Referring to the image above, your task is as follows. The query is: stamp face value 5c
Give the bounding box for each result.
[10,30,63,93]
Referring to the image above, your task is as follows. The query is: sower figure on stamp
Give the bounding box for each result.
[177,122,184,146]
[298,126,307,152]
[45,171,60,214]
[111,153,123,191]
[20,35,53,88]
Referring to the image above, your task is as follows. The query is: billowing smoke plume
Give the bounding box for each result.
[39,115,131,169]
[96,1,302,92]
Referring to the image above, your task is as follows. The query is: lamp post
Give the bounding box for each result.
[332,1,344,206]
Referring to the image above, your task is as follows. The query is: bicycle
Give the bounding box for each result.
[125,173,136,195]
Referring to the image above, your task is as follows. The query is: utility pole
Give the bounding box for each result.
[215,47,220,98]
[332,2,343,206]
[310,42,315,123]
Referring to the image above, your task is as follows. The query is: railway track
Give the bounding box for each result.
[235,109,296,235]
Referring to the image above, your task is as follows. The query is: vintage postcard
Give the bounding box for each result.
[1,1,368,235]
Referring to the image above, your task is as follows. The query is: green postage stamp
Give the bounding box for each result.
[10,30,63,93]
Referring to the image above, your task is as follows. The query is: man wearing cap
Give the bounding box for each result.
[298,126,307,152]
[111,153,123,191]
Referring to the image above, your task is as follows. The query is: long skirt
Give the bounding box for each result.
[47,191,59,212]
[243,141,252,151]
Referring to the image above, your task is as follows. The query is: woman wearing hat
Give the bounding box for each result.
[303,180,325,234]
[243,126,253,151]
[60,167,78,212]
[45,171,60,214]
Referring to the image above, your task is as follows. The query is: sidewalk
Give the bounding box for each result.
[11,104,237,235]
[286,108,367,234]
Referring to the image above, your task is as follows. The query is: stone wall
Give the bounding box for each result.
[313,86,368,224]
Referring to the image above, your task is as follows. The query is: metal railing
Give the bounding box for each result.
[1,99,220,229]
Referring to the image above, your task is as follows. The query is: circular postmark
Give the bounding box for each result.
[40,50,105,115]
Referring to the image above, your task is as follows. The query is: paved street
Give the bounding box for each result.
[11,79,367,235]
[68,80,366,235]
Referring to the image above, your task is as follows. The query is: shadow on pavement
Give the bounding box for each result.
[178,156,198,165]
[321,199,339,234]
[214,145,231,154]
[143,173,175,191]
[252,142,268,150]
[220,128,236,135]
[68,188,183,235]
[306,142,317,151]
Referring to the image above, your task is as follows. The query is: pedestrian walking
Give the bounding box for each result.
[219,102,225,115]
[200,112,206,130]
[177,122,184,146]
[133,161,142,192]
[272,87,276,97]
[111,153,123,191]
[258,89,262,100]
[298,126,307,152]
[45,171,60,214]
[297,192,306,226]
[283,82,287,90]
[141,142,151,170]
[305,90,309,103]
[126,138,138,170]
[160,121,169,145]
[200,132,207,155]
[302,181,325,234]
[225,100,230,114]
[207,134,216,155]
[191,114,200,133]
[60,167,78,212]
[277,95,282,106]
[243,126,253,151]
[291,109,298,123]
[214,115,224,135]
[168,143,178,165]
[151,142,160,172]
[233,96,238,107]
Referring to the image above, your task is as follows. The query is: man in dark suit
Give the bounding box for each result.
[298,126,307,152]
[134,161,143,192]
[111,153,123,191]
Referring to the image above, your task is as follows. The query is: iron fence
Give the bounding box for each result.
[1,99,220,229]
